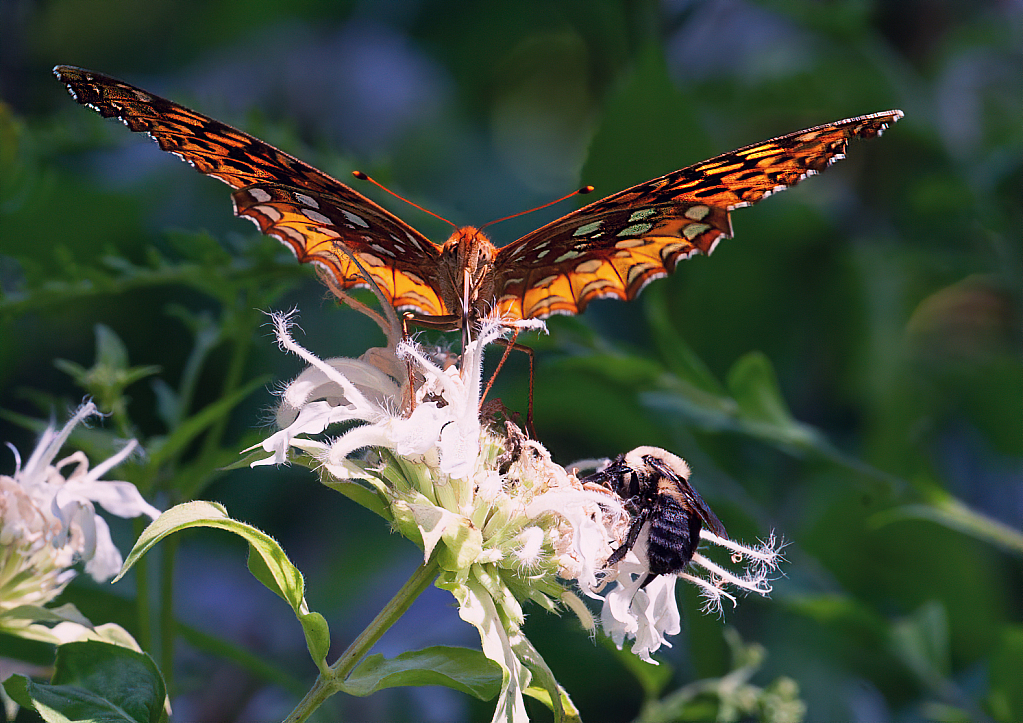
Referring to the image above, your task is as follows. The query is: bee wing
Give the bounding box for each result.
[646,456,728,539]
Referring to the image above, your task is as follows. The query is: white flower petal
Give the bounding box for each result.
[82,514,123,582]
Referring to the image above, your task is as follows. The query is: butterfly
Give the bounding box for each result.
[54,65,902,330]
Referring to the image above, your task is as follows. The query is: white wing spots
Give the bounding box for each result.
[616,222,653,237]
[534,274,559,288]
[274,226,306,246]
[572,221,602,237]
[252,204,283,222]
[683,205,711,221]
[498,293,520,305]
[248,188,272,203]
[525,296,569,318]
[628,208,657,222]
[682,222,711,240]
[404,231,424,249]
[612,249,633,259]
[658,242,688,261]
[394,290,436,310]
[579,278,618,298]
[615,237,646,249]
[294,192,319,209]
[626,262,658,287]
[343,210,370,228]
[131,89,153,102]
[574,258,603,274]
[358,252,385,267]
[301,208,332,226]
[537,249,551,260]
[310,259,333,275]
[318,227,341,239]
[370,243,395,258]
[554,249,584,264]
[405,271,426,285]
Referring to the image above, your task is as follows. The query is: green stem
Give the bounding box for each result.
[159,532,179,691]
[132,517,151,651]
[283,558,440,723]
[200,302,254,464]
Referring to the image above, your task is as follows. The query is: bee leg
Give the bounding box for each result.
[605,510,648,568]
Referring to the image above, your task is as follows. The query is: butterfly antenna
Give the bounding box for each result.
[352,171,457,229]
[480,185,595,230]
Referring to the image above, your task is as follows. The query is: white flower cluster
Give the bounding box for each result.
[1,402,160,619]
[252,310,783,717]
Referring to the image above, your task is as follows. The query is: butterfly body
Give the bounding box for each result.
[436,225,500,326]
[54,65,902,328]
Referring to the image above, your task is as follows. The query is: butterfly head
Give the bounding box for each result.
[438,226,499,319]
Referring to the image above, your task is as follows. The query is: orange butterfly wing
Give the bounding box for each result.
[232,184,447,316]
[53,65,448,316]
[492,110,903,321]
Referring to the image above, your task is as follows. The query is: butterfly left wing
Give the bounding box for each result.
[233,184,448,316]
[491,110,903,321]
[54,65,451,316]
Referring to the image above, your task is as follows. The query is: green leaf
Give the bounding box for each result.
[726,351,823,449]
[515,635,575,723]
[116,500,330,672]
[871,497,1023,556]
[644,284,726,396]
[890,600,950,684]
[3,641,166,723]
[988,625,1023,723]
[342,646,502,700]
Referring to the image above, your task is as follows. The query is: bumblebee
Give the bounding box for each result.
[583,446,728,588]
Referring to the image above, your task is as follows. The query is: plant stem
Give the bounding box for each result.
[133,516,151,651]
[159,532,179,691]
[283,558,440,723]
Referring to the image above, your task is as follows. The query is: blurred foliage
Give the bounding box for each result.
[1,0,1020,721]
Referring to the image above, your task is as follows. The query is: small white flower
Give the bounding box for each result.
[0,402,160,621]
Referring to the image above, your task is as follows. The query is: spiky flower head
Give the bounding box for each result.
[253,311,783,719]
[1,402,159,626]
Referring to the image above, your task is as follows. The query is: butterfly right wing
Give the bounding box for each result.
[54,65,449,316]
[490,110,904,321]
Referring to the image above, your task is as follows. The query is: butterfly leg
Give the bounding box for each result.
[400,313,418,417]
[461,268,472,355]
[481,329,517,409]
[485,333,537,439]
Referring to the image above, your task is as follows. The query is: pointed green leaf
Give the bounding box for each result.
[726,351,822,449]
[342,646,502,700]
[115,500,330,671]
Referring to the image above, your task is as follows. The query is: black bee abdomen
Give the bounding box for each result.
[644,497,702,577]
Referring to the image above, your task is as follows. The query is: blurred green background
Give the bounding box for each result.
[1,0,1019,721]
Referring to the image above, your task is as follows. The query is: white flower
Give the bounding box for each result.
[593,520,784,663]
[254,310,785,718]
[0,402,160,621]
